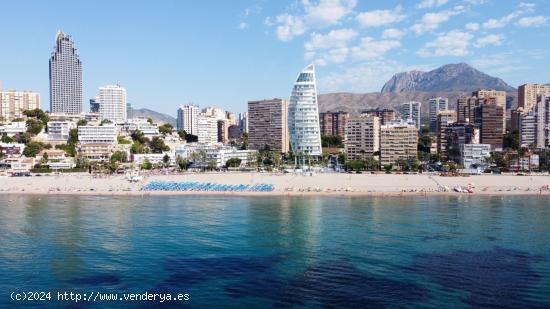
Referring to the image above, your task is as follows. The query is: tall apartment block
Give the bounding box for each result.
[319,111,349,138]
[379,123,418,168]
[0,90,40,121]
[480,100,504,151]
[473,89,506,132]
[361,108,396,125]
[49,31,82,114]
[97,85,127,123]
[238,112,248,134]
[177,105,200,135]
[247,98,289,153]
[436,110,456,156]
[456,96,480,124]
[429,97,448,132]
[444,123,479,162]
[344,115,380,161]
[288,64,322,157]
[518,84,550,111]
[197,113,218,144]
[400,101,421,130]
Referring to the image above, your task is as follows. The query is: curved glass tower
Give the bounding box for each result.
[288,64,322,157]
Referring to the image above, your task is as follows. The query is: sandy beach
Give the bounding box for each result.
[1,172,550,196]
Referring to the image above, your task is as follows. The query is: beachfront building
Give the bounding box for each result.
[132,152,175,166]
[197,113,218,144]
[288,64,322,157]
[344,115,380,161]
[445,123,479,163]
[47,121,76,142]
[429,97,448,132]
[520,111,537,148]
[175,144,256,168]
[0,90,40,121]
[436,110,457,156]
[49,30,82,114]
[518,84,550,111]
[238,112,248,134]
[248,98,289,153]
[121,118,160,137]
[97,85,127,124]
[480,100,504,151]
[456,96,480,124]
[319,111,349,139]
[400,101,421,130]
[473,89,506,132]
[78,125,117,144]
[0,122,27,136]
[217,119,230,144]
[362,108,396,125]
[460,144,491,170]
[379,122,418,168]
[0,142,25,157]
[177,104,199,135]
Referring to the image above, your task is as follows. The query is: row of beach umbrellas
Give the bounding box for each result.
[141,181,274,192]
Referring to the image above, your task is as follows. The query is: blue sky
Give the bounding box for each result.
[0,0,549,116]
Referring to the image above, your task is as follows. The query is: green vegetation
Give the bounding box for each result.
[77,119,88,126]
[149,136,170,153]
[26,118,44,135]
[110,151,128,163]
[23,141,45,157]
[1,135,14,143]
[159,123,174,135]
[117,135,132,144]
[321,135,343,148]
[343,157,379,171]
[100,119,113,125]
[141,158,152,170]
[503,130,519,150]
[176,156,190,170]
[225,158,242,168]
[23,109,49,125]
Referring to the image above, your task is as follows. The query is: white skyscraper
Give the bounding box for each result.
[197,113,218,144]
[401,101,422,130]
[49,30,82,114]
[97,85,127,123]
[238,112,248,133]
[429,97,448,132]
[177,105,200,135]
[288,64,322,157]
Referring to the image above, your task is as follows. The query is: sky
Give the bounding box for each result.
[0,0,549,116]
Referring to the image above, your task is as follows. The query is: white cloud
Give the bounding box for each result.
[309,47,350,65]
[304,28,358,50]
[465,22,480,31]
[470,52,528,74]
[517,16,549,27]
[382,28,406,39]
[269,0,357,41]
[239,22,248,30]
[482,2,536,29]
[351,37,401,60]
[356,6,406,28]
[417,30,473,57]
[417,0,449,9]
[474,34,504,48]
[411,6,465,34]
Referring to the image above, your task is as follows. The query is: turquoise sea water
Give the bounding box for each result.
[1,195,550,308]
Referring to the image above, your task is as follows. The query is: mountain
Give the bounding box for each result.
[381,63,516,93]
[131,108,176,126]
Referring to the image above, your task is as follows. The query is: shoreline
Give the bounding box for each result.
[1,172,549,197]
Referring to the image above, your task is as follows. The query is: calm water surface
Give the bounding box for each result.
[1,195,550,308]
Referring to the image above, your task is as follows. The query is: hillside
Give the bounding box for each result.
[131,108,176,126]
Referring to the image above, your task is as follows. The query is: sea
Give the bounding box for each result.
[0,195,549,308]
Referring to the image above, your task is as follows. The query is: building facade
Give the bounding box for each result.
[473,89,506,132]
[97,85,127,123]
[49,31,82,114]
[379,123,418,167]
[197,113,218,144]
[247,98,289,153]
[400,101,421,130]
[518,84,550,111]
[344,115,380,161]
[429,97,448,132]
[47,121,76,142]
[460,144,491,170]
[480,101,504,151]
[0,90,40,121]
[436,110,457,156]
[319,111,349,138]
[177,105,199,135]
[288,64,322,157]
[362,108,396,125]
[238,112,248,134]
[77,125,117,144]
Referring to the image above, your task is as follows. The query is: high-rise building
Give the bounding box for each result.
[429,97,448,132]
[238,112,248,134]
[519,111,536,148]
[288,64,322,157]
[202,107,226,120]
[89,98,100,113]
[379,123,418,167]
[0,90,40,121]
[344,115,380,161]
[127,103,133,119]
[226,112,237,126]
[480,100,504,151]
[97,85,127,123]
[197,113,218,144]
[535,95,550,148]
[248,98,289,153]
[456,96,480,124]
[177,105,199,135]
[217,119,230,144]
[473,89,506,132]
[436,110,457,156]
[319,111,349,139]
[400,101,421,130]
[49,30,82,114]
[362,108,396,125]
[445,123,479,162]
[518,84,550,111]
